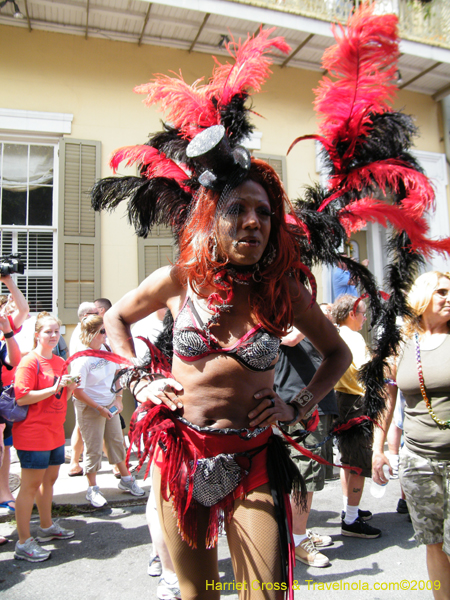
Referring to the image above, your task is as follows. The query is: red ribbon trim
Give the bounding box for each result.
[62,349,134,373]
[281,429,362,476]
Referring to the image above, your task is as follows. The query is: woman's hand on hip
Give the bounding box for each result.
[248,388,295,427]
[133,377,184,411]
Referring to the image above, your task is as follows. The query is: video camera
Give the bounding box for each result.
[0,254,25,277]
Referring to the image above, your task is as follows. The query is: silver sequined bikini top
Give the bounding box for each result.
[173,295,280,372]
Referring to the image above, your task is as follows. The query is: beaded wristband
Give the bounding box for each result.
[292,388,314,407]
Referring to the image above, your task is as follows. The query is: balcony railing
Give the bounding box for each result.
[230,0,450,50]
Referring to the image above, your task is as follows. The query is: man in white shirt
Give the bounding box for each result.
[94,298,112,318]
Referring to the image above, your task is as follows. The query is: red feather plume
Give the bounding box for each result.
[211,28,291,108]
[339,198,450,258]
[133,29,290,140]
[322,159,435,216]
[315,4,398,165]
[289,3,445,260]
[288,3,398,168]
[110,145,161,173]
[110,145,191,191]
[134,75,219,139]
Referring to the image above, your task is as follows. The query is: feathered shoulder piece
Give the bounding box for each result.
[287,3,450,439]
[91,29,290,239]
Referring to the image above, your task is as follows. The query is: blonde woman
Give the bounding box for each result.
[373,271,450,600]
[71,315,144,507]
[13,312,78,563]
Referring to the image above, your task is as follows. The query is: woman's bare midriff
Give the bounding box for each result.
[171,354,276,429]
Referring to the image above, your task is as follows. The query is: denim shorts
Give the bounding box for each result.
[17,444,66,470]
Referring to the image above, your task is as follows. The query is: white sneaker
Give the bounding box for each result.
[14,538,51,563]
[157,574,181,599]
[86,486,107,508]
[36,520,74,542]
[118,476,145,496]
[295,538,330,568]
[148,554,162,577]
[306,529,333,548]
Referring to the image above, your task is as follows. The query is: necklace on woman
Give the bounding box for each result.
[414,332,450,429]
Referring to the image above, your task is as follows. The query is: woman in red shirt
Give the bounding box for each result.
[13,312,79,563]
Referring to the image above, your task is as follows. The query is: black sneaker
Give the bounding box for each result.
[341,517,381,539]
[341,509,372,522]
[397,499,409,514]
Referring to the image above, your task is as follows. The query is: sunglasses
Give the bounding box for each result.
[434,288,450,298]
[98,328,106,335]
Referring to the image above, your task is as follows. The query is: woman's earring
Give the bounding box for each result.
[252,262,262,282]
[210,235,218,262]
[261,244,277,268]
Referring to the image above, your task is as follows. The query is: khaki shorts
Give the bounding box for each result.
[400,445,450,554]
[75,399,126,473]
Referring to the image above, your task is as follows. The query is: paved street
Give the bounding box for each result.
[0,447,432,600]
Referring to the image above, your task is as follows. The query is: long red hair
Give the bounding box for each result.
[177,159,304,336]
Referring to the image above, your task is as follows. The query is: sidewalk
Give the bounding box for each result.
[1,447,431,599]
[0,439,149,521]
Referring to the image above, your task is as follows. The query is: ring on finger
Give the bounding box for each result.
[156,382,171,393]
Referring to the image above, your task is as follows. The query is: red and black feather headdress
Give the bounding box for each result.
[91,29,290,240]
[288,3,450,441]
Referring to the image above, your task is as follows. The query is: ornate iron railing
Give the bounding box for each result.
[230,0,450,49]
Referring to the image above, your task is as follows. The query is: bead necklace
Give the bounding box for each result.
[414,332,450,430]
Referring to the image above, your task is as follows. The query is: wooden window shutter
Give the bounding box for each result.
[58,139,101,323]
[137,225,176,283]
[254,154,287,185]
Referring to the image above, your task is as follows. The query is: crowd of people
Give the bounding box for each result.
[1,271,449,600]
[0,296,145,556]
[2,8,450,600]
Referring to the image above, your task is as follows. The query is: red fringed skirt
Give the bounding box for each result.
[128,403,310,600]
[128,403,272,549]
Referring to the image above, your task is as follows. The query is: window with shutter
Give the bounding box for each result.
[58,139,101,323]
[0,141,56,312]
[253,153,286,185]
[138,225,176,283]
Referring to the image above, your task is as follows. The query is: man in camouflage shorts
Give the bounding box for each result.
[274,335,338,568]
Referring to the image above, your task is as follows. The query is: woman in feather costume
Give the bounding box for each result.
[91,4,450,599]
[92,28,350,600]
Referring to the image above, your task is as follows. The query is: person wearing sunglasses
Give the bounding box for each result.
[373,271,450,599]
[71,315,144,507]
[67,302,100,477]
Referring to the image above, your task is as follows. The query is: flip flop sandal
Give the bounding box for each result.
[0,536,8,546]
[0,500,15,512]
[68,469,83,477]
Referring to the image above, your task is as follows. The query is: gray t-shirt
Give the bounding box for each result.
[397,334,450,460]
